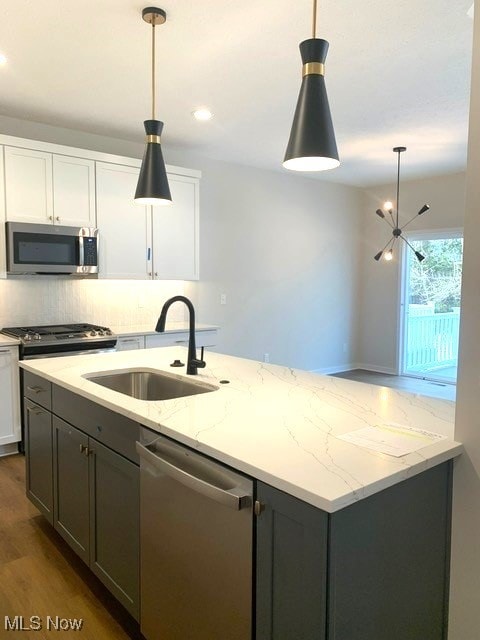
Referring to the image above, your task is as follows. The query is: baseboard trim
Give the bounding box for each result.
[355,363,397,375]
[310,363,358,375]
[311,363,398,376]
[0,442,20,457]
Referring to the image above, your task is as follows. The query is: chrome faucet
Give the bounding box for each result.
[155,296,206,375]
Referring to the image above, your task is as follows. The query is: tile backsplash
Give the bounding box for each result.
[0,278,186,328]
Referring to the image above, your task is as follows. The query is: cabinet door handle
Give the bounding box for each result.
[175,339,187,344]
[0,349,10,353]
[48,215,53,221]
[27,405,45,416]
[148,272,152,277]
[254,501,265,516]
[56,216,60,222]
[27,385,44,394]
[120,339,139,343]
[155,272,158,277]
[79,444,91,456]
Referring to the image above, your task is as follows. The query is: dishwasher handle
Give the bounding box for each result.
[136,441,251,511]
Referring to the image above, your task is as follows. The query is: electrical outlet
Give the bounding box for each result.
[220,293,227,305]
[263,353,270,363]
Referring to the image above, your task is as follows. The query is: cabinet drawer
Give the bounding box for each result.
[24,371,52,410]
[52,385,139,464]
[145,330,217,349]
[116,335,146,351]
[145,332,189,348]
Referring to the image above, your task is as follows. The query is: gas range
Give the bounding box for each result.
[1,323,117,359]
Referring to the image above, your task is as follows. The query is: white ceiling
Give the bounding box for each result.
[0,0,474,186]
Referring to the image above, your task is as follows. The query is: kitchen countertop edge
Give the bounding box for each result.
[19,349,462,514]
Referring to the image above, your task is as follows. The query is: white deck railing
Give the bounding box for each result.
[406,311,460,371]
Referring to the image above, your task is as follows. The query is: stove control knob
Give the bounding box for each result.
[105,329,112,335]
[24,334,32,341]
[98,330,105,336]
[90,331,97,337]
[34,333,41,340]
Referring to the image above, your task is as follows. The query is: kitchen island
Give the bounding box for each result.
[20,348,461,640]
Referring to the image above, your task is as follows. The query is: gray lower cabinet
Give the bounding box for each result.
[53,417,90,562]
[256,461,453,640]
[24,398,53,524]
[24,379,140,621]
[51,414,139,619]
[256,483,328,640]
[89,439,139,617]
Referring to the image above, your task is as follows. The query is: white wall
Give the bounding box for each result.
[449,5,480,638]
[357,172,466,373]
[0,115,363,372]
[166,151,363,372]
[0,113,145,159]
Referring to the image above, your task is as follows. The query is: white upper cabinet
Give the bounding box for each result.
[0,135,200,281]
[4,147,53,223]
[4,147,96,228]
[53,155,96,227]
[151,175,199,281]
[97,163,200,281]
[0,147,6,278]
[96,162,150,279]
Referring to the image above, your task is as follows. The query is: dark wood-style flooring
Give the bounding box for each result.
[0,454,141,639]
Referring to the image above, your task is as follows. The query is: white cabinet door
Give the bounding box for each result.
[116,336,146,351]
[151,175,199,281]
[0,147,6,278]
[96,162,150,279]
[4,147,53,223]
[53,155,96,227]
[0,347,21,445]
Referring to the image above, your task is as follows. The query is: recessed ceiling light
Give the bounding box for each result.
[0,53,8,66]
[192,108,213,122]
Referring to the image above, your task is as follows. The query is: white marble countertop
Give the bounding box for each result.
[20,347,462,513]
[111,322,218,338]
[0,334,20,347]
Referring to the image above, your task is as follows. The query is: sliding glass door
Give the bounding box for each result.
[401,231,463,384]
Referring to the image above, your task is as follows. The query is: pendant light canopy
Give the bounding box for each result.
[283,0,339,172]
[135,7,172,206]
[373,147,430,263]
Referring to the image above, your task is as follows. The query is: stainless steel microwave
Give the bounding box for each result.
[6,222,99,276]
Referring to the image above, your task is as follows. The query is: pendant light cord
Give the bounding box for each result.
[151,22,156,120]
[312,0,318,38]
[396,149,401,229]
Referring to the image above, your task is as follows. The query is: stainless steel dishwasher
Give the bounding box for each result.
[136,429,254,640]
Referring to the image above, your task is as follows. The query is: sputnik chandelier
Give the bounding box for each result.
[374,147,430,263]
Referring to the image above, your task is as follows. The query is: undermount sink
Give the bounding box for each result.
[85,369,218,401]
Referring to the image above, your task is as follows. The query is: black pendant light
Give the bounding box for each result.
[283,0,339,171]
[373,147,430,263]
[135,7,172,205]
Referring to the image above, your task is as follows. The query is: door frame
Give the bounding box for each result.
[397,227,463,383]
